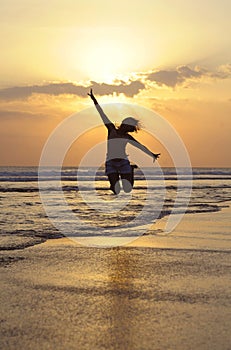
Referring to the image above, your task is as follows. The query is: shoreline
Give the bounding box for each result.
[1,201,231,252]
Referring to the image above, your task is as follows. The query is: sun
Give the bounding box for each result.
[82,40,129,82]
[60,27,158,83]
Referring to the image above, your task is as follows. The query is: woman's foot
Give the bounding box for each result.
[131,164,138,169]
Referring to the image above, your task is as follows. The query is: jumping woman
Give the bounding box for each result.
[88,89,160,194]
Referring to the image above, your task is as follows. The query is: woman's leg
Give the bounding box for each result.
[108,173,120,194]
[121,173,133,193]
[121,165,137,193]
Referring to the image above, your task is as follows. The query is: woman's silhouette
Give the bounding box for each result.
[88,89,160,194]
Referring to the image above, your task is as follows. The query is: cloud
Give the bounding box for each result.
[147,64,231,87]
[0,63,230,100]
[0,109,49,120]
[147,65,205,87]
[0,80,145,100]
[148,70,179,87]
[216,63,231,78]
[90,80,145,97]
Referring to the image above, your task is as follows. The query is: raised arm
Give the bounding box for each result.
[128,135,160,162]
[88,89,114,130]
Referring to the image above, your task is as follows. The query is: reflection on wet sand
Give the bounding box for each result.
[102,248,136,350]
[1,243,231,350]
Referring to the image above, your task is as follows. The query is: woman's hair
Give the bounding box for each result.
[118,117,141,133]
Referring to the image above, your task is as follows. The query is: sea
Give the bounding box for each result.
[0,167,231,248]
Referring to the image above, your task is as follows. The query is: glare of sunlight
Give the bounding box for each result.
[80,39,130,83]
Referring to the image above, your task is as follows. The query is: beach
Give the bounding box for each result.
[1,206,231,350]
[1,0,231,347]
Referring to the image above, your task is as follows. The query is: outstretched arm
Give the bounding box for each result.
[88,89,114,130]
[128,135,160,162]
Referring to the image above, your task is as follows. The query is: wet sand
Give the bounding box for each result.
[1,209,231,350]
[1,247,231,349]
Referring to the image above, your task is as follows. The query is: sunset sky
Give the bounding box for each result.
[1,0,231,167]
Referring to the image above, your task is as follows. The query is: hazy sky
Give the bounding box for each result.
[1,0,231,166]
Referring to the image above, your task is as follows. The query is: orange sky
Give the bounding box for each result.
[0,0,231,167]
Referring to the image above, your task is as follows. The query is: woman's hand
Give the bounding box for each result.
[88,88,97,103]
[153,153,160,162]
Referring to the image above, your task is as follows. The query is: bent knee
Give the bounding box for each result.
[123,187,132,193]
[122,179,132,193]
